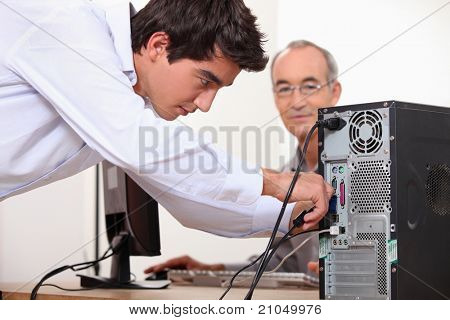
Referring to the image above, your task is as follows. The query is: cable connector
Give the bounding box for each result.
[330,225,340,235]
[111,232,130,254]
[292,207,315,228]
[328,195,337,214]
[318,117,347,131]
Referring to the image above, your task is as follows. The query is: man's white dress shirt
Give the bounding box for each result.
[0,0,293,237]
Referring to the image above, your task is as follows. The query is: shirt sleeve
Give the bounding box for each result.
[4,3,292,237]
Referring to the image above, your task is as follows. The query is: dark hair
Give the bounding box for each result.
[131,0,268,72]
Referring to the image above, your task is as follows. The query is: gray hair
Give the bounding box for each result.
[271,40,338,86]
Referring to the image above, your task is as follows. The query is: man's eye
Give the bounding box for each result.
[200,79,210,87]
[278,86,292,93]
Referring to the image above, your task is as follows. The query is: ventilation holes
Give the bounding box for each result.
[425,164,450,216]
[350,160,391,214]
[349,110,383,155]
[357,232,387,296]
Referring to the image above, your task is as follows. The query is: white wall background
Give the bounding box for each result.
[278,0,450,107]
[1,0,449,285]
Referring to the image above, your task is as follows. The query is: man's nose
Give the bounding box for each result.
[194,90,218,113]
[290,88,308,109]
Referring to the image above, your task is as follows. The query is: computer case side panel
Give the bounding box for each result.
[395,105,450,299]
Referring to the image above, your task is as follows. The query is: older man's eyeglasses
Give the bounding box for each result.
[274,83,324,97]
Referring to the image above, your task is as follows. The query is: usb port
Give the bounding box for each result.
[339,180,345,207]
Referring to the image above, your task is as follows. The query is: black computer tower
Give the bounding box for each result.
[318,101,450,299]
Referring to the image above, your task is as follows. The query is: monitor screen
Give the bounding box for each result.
[79,161,168,289]
[103,162,161,257]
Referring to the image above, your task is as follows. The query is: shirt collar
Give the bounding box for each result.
[99,0,137,85]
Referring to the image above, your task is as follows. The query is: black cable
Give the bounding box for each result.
[244,122,319,300]
[219,228,318,300]
[39,271,137,294]
[244,117,346,300]
[30,236,126,300]
[219,251,264,300]
[248,209,316,292]
[30,250,114,300]
[94,163,100,276]
[41,283,104,292]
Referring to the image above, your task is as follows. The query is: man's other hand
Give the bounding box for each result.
[144,255,224,274]
[307,261,319,274]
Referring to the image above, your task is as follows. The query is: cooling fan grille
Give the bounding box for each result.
[349,110,383,155]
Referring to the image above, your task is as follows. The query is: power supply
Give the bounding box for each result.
[318,101,450,299]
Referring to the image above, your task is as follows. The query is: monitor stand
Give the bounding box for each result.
[78,274,170,289]
[78,233,170,289]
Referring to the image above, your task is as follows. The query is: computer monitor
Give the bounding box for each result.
[78,161,170,289]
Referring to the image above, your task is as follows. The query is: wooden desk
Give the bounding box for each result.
[1,282,319,300]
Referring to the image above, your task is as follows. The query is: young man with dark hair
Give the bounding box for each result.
[130,0,268,120]
[0,1,332,241]
[131,0,268,70]
[145,40,342,276]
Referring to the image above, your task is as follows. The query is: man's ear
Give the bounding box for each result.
[144,32,170,62]
[331,81,342,106]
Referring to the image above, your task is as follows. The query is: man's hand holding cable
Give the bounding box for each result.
[262,168,334,230]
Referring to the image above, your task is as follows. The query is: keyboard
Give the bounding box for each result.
[168,269,319,289]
